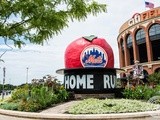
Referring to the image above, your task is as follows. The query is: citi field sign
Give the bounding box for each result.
[56,35,123,93]
[128,7,160,26]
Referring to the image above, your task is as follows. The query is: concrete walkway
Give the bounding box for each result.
[40,100,80,114]
[0,114,34,120]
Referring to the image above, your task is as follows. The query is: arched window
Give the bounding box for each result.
[136,29,146,44]
[155,68,160,73]
[119,39,125,67]
[149,24,160,41]
[126,34,134,65]
[126,34,132,48]
[149,24,160,61]
[120,39,124,50]
[136,29,147,63]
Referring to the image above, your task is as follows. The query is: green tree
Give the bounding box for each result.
[0,0,106,48]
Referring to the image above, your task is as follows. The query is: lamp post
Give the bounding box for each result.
[2,67,5,100]
[26,67,29,84]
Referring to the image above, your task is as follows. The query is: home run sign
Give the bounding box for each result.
[58,68,118,93]
[56,35,124,94]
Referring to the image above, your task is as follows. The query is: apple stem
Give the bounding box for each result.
[83,35,97,42]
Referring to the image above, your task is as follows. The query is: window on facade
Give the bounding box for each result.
[129,46,134,65]
[127,34,132,48]
[149,24,160,41]
[136,29,146,44]
[149,24,160,61]
[120,39,124,50]
[126,34,133,65]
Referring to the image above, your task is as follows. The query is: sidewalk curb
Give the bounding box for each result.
[0,108,160,120]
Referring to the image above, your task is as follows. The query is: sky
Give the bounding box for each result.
[0,0,159,85]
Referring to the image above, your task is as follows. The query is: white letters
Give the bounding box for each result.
[103,75,110,88]
[64,74,116,90]
[64,76,69,89]
[128,18,135,26]
[128,13,141,26]
[134,14,141,23]
[69,75,76,89]
[87,75,94,89]
[77,75,86,89]
[110,75,116,88]
[103,75,116,89]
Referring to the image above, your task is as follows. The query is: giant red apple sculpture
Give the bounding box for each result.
[65,35,114,69]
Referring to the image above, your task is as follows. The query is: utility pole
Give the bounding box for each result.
[2,67,5,100]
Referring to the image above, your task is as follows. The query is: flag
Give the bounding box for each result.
[145,1,154,9]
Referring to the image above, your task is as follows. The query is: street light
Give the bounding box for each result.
[2,67,5,100]
[26,67,29,84]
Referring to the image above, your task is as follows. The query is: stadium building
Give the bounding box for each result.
[117,7,160,76]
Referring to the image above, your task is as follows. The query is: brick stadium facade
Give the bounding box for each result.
[117,7,160,76]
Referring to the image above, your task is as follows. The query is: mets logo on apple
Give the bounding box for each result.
[80,45,108,67]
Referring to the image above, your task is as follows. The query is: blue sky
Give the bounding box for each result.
[0,0,159,85]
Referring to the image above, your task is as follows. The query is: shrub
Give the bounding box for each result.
[18,99,41,112]
[122,88,133,99]
[16,86,68,112]
[131,85,145,99]
[143,87,155,100]
[5,77,69,112]
[148,96,160,104]
[31,87,54,109]
[17,86,56,111]
[11,85,29,100]
[148,72,160,85]
[56,86,69,103]
[0,102,19,110]
[123,85,155,100]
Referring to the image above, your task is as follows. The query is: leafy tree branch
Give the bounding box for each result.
[0,0,107,48]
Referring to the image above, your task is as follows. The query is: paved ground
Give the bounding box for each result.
[0,114,35,120]
[40,100,80,114]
